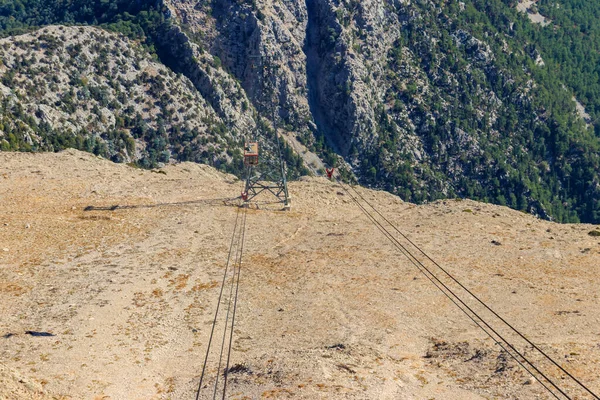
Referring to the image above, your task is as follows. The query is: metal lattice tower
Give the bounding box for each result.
[242,53,290,210]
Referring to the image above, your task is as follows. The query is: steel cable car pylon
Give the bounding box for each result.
[241,52,291,210]
[242,140,290,209]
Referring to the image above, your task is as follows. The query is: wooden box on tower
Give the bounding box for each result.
[244,142,259,166]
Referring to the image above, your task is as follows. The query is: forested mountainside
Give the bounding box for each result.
[0,0,599,223]
[0,0,307,177]
[0,26,237,168]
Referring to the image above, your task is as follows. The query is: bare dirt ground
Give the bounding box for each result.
[1,150,599,400]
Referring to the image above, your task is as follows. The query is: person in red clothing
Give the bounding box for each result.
[326,167,334,179]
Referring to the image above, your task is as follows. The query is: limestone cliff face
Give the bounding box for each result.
[161,0,389,160]
[157,0,571,207]
[161,0,427,180]
[153,21,256,136]
[163,0,312,134]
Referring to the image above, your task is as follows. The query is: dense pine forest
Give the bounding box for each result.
[0,0,165,41]
[362,0,600,222]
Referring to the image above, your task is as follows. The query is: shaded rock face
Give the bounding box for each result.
[162,0,391,158]
[163,0,312,130]
[305,0,355,156]
[211,0,313,131]
[154,22,256,135]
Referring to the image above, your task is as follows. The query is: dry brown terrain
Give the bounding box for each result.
[1,150,599,400]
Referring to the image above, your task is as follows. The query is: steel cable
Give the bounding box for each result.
[222,208,248,399]
[195,208,241,400]
[338,180,570,399]
[344,182,599,400]
[211,213,243,399]
[343,183,561,398]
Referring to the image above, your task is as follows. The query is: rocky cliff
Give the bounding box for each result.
[159,0,600,222]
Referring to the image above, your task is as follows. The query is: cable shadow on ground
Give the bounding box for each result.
[83,197,241,211]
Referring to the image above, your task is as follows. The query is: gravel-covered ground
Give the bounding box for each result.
[1,149,599,399]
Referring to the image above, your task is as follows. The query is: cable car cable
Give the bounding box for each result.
[222,208,248,399]
[345,182,599,400]
[212,208,247,399]
[340,182,562,398]
[195,208,241,400]
[338,180,569,399]
[211,212,244,399]
[341,182,562,398]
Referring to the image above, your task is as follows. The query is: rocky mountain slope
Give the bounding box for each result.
[1,149,600,399]
[1,0,600,223]
[0,25,250,168]
[164,0,600,223]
